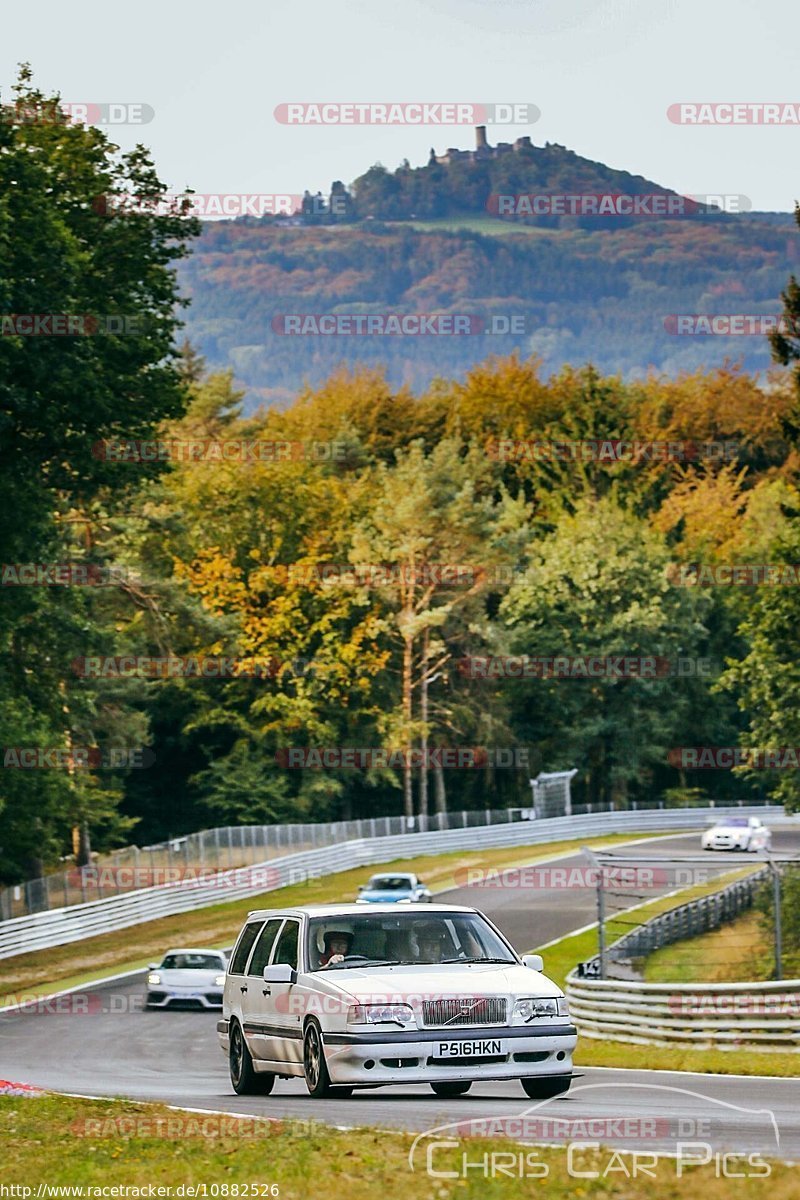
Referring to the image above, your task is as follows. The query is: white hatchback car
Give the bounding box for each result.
[701,816,772,852]
[218,904,576,1100]
[146,948,227,1009]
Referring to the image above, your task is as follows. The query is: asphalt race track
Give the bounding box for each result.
[2,830,799,1159]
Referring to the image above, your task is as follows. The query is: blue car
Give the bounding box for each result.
[356,872,432,904]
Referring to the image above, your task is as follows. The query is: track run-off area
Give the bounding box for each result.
[2,830,799,1159]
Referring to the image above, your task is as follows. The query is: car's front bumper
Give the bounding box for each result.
[146,988,223,1009]
[321,1022,577,1085]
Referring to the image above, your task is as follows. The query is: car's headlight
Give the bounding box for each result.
[214,974,226,986]
[147,972,161,986]
[513,996,569,1022]
[347,1003,414,1026]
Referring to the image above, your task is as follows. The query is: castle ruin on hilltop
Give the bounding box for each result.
[429,124,533,166]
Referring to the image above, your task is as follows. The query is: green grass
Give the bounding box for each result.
[532,865,758,990]
[2,1093,796,1195]
[1,832,663,1003]
[403,216,558,237]
[643,908,800,984]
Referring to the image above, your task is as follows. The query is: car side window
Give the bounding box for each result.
[272,919,300,969]
[247,919,283,976]
[229,921,264,975]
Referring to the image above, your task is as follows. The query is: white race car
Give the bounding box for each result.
[146,948,227,1009]
[701,816,772,852]
[218,903,575,1100]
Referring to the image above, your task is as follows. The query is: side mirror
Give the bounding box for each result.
[148,963,158,971]
[357,884,365,891]
[263,963,297,984]
[522,954,544,972]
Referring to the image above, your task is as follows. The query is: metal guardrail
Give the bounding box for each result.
[566,975,800,1051]
[0,805,787,961]
[0,796,780,919]
[566,861,800,1051]
[577,868,770,979]
[0,808,532,919]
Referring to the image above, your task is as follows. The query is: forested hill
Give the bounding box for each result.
[347,139,710,222]
[178,216,796,410]
[175,135,797,410]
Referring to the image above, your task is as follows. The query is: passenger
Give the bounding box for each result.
[415,925,446,963]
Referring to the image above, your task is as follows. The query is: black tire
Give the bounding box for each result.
[430,1081,472,1098]
[521,1075,571,1100]
[303,1020,335,1098]
[229,1021,275,1095]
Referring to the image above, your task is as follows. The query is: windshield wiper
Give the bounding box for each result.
[439,956,516,965]
[332,958,408,969]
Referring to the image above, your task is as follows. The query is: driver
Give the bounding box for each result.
[320,928,354,967]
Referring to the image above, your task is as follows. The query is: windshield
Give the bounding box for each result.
[306,911,516,971]
[720,819,749,828]
[367,876,414,890]
[161,953,224,971]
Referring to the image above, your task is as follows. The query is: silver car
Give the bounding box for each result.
[218,904,576,1100]
[701,816,772,852]
[146,948,227,1009]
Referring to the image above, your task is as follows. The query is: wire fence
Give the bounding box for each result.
[577,868,770,979]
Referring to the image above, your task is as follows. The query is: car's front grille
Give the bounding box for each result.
[421,997,507,1027]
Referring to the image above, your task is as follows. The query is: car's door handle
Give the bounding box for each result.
[262,987,271,996]
[240,985,248,994]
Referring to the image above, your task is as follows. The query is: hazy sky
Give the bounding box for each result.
[2,0,798,210]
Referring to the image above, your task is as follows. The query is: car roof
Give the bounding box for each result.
[244,903,477,919]
[161,947,226,956]
[367,872,416,880]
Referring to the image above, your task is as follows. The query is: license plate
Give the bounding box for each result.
[438,1039,503,1057]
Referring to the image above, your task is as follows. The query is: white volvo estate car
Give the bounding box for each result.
[218,904,576,1099]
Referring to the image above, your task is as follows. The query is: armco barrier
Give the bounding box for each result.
[565,975,800,1051]
[0,805,787,960]
[577,867,770,978]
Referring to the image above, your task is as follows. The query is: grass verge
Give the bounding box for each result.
[1,1093,795,1195]
[643,908,800,983]
[1,832,663,1002]
[535,867,800,1077]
